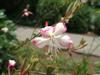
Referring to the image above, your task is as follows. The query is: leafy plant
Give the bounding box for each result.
[0,9,17,74]
[95,61,100,74]
[72,57,92,75]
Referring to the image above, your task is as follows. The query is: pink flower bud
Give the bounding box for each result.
[45,21,48,26]
[24,12,29,16]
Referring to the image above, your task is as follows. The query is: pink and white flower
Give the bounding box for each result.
[8,59,16,70]
[31,22,73,55]
[22,9,32,17]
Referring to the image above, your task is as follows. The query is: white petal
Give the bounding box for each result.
[54,22,67,35]
[31,37,49,48]
[55,34,73,49]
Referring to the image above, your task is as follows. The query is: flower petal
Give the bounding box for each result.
[39,26,54,37]
[54,22,67,35]
[56,34,73,49]
[31,37,48,48]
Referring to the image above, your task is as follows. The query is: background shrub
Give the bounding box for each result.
[0,10,17,74]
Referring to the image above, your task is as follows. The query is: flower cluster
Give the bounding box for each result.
[31,20,74,57]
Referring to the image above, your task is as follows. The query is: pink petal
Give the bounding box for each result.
[54,22,67,35]
[59,35,73,49]
[31,37,48,48]
[39,26,54,37]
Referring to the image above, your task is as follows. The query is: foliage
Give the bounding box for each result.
[72,58,92,75]
[0,9,17,74]
[10,37,98,75]
[68,4,92,33]
[35,0,66,25]
[9,39,98,75]
[94,13,100,35]
[95,61,100,74]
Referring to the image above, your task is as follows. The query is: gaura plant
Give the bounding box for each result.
[13,0,88,75]
[31,18,73,58]
[31,0,84,58]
